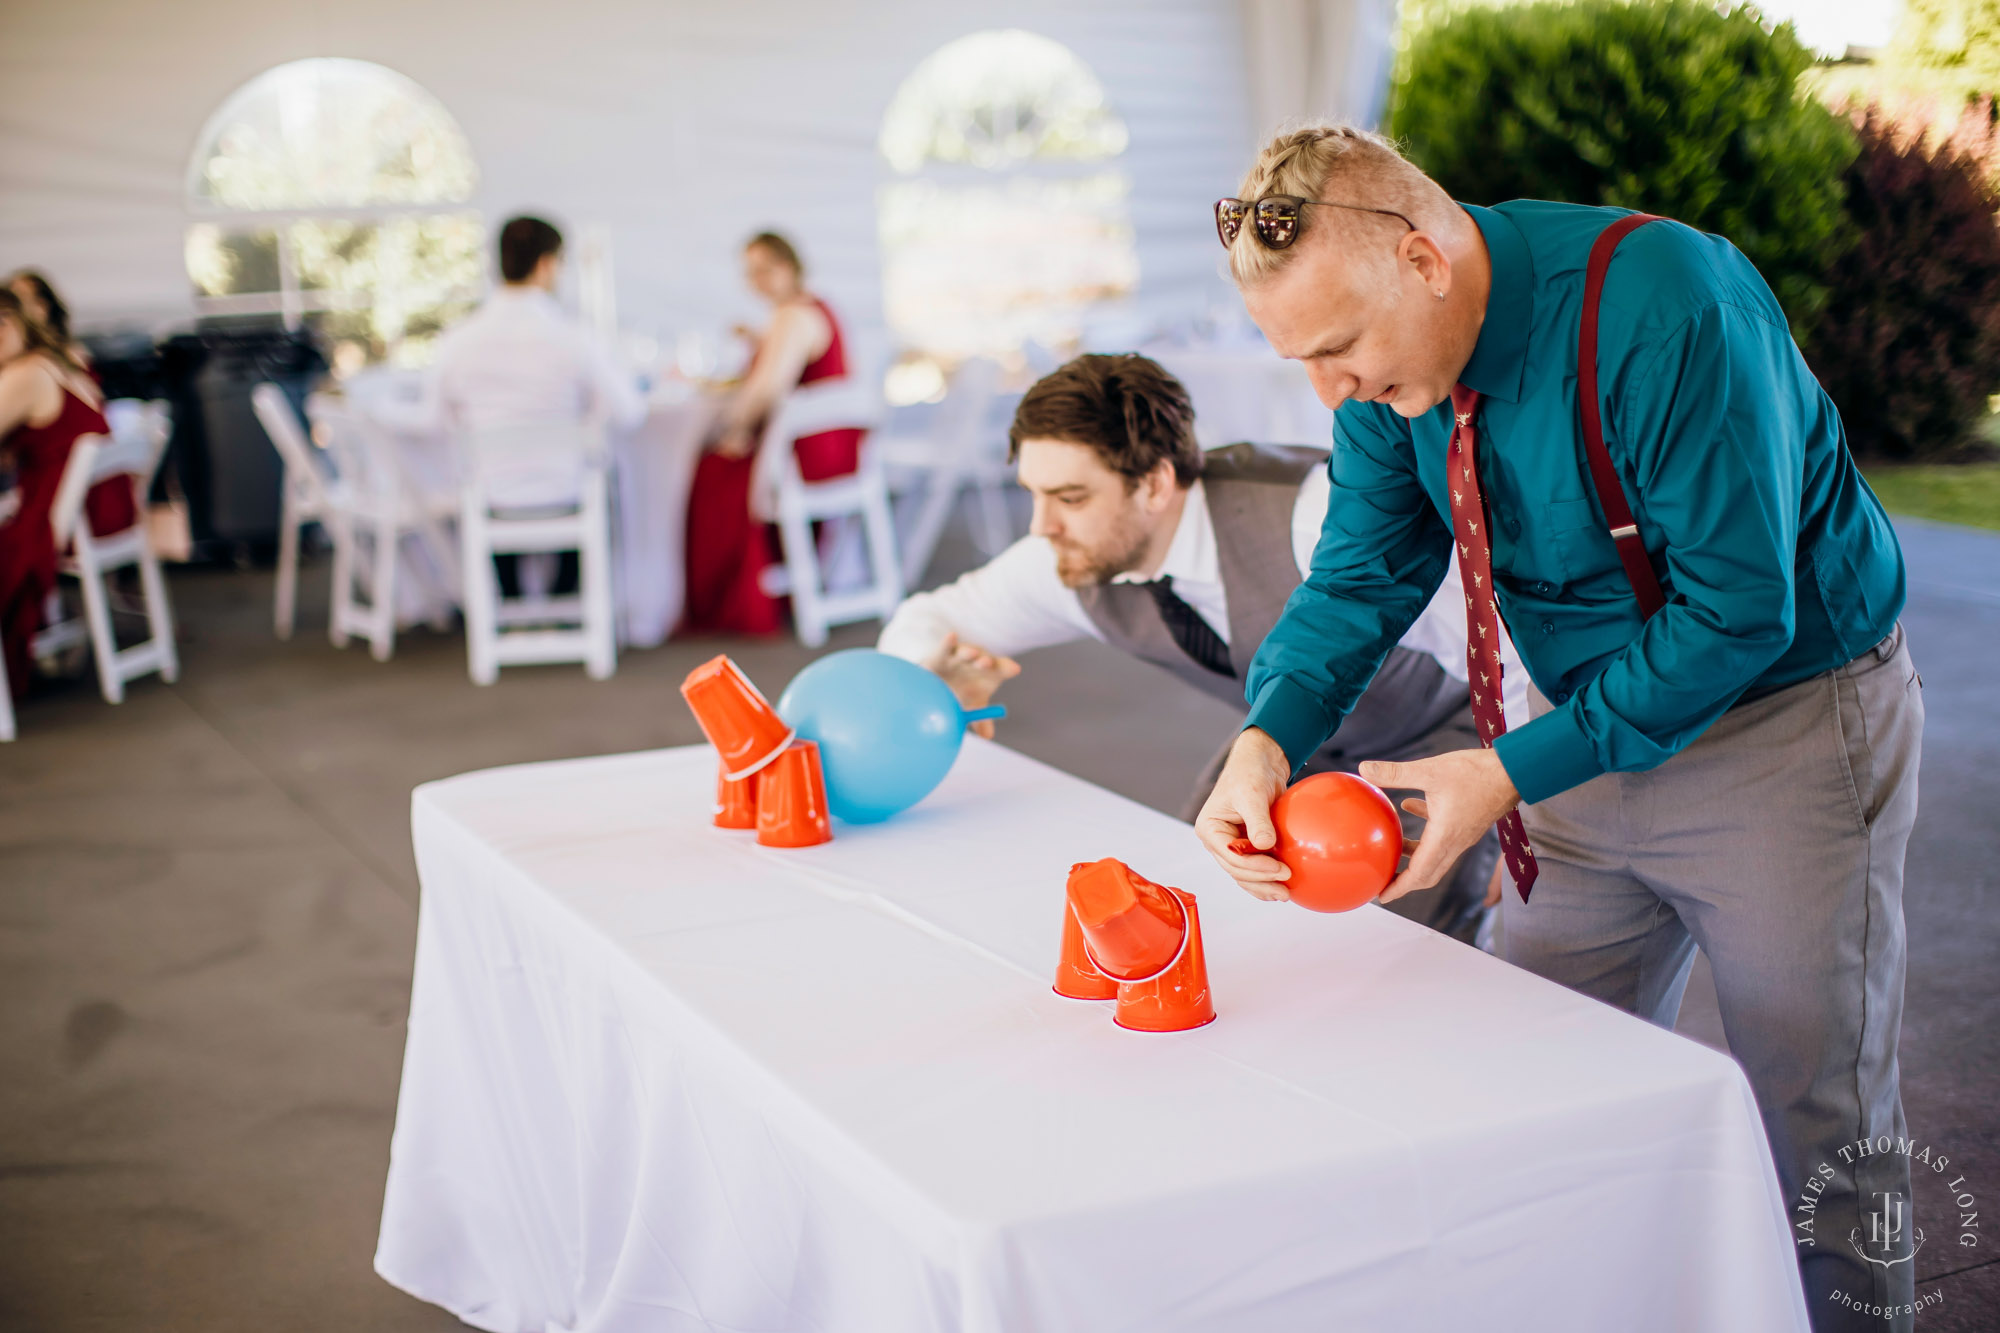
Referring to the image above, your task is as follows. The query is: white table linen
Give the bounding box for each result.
[1152,347,1336,449]
[367,390,718,648]
[378,742,1809,1333]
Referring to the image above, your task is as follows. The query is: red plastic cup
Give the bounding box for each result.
[714,762,759,829]
[681,655,795,780]
[755,740,833,848]
[1114,888,1216,1033]
[1067,858,1187,984]
[1053,891,1118,1000]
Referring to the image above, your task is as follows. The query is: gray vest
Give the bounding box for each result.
[1077,442,1468,763]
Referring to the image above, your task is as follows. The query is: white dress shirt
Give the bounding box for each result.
[420,287,646,507]
[879,469,1530,725]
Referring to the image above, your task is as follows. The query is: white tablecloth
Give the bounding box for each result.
[377,742,1810,1333]
[1151,347,1336,450]
[368,391,719,648]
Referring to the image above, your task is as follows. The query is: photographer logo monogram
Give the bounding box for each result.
[1793,1134,1980,1267]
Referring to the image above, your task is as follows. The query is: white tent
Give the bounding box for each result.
[0,0,1394,357]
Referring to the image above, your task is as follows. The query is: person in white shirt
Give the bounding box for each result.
[427,216,645,595]
[879,354,1523,941]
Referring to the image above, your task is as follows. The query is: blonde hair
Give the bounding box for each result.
[1227,122,1458,287]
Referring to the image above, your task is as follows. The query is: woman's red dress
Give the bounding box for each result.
[681,297,865,635]
[0,387,137,698]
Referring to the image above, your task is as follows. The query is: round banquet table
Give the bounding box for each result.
[358,381,721,648]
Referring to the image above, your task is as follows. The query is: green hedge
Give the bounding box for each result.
[1387,0,1857,335]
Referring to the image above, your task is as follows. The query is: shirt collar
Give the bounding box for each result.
[1111,480,1216,586]
[1457,203,1535,404]
[492,285,560,314]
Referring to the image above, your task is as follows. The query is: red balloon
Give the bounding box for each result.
[1268,772,1402,913]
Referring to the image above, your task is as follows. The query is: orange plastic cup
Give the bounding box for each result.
[1067,858,1188,984]
[681,655,795,780]
[755,740,833,848]
[1115,888,1216,1033]
[714,763,759,829]
[1053,892,1118,1000]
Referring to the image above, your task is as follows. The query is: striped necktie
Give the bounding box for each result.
[1145,575,1234,678]
[1446,384,1539,901]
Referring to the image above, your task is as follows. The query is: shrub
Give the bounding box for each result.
[1387,0,1857,334]
[1804,105,2000,461]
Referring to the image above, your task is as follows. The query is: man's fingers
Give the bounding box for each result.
[1380,839,1450,903]
[1220,838,1291,881]
[1401,836,1420,858]
[1361,759,1416,789]
[994,655,1022,680]
[1239,797,1279,851]
[1400,797,1430,820]
[1484,858,1506,908]
[970,720,995,740]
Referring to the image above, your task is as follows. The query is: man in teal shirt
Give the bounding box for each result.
[1199,126,1923,1331]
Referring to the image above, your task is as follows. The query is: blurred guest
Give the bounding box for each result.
[0,289,131,699]
[427,215,643,594]
[8,270,90,370]
[681,232,863,635]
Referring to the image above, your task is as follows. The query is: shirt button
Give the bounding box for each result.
[1534,581,1553,595]
[1553,690,1571,704]
[1540,621,1554,635]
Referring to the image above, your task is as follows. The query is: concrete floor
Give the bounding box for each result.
[1,518,1994,1331]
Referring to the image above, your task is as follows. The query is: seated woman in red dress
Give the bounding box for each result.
[0,287,134,699]
[681,232,865,635]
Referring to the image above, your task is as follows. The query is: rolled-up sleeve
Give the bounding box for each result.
[1245,405,1451,772]
[1493,300,1803,803]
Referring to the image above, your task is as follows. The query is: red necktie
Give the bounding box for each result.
[1446,384,1539,902]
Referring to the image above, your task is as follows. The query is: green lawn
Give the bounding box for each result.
[1862,462,2000,533]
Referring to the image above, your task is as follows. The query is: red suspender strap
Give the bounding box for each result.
[1578,213,1669,619]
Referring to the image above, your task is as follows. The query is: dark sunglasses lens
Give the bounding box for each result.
[1215,200,1250,246]
[1254,199,1301,249]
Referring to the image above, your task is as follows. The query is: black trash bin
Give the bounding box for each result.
[183,319,326,559]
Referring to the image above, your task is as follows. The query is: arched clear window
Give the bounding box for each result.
[184,58,483,368]
[878,30,1138,398]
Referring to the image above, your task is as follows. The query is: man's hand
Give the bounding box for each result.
[1484,855,1507,908]
[1360,748,1520,903]
[921,631,1020,738]
[1196,728,1296,902]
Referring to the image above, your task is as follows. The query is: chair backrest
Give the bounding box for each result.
[253,383,335,511]
[306,393,414,502]
[750,376,887,517]
[48,434,107,550]
[456,417,605,512]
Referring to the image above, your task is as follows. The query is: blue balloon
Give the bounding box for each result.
[776,649,1004,823]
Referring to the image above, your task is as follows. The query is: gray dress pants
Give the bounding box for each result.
[1505,626,1923,1333]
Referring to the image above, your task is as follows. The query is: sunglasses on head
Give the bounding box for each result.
[1214,196,1415,250]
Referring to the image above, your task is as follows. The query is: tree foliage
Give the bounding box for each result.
[1386,0,1857,333]
[1804,106,2000,460]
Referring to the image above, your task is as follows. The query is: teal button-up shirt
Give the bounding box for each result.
[1245,200,1906,805]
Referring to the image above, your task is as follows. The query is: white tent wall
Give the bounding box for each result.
[0,0,1390,357]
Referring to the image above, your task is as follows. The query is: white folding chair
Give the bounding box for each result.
[874,357,1015,586]
[750,378,902,648]
[0,639,14,742]
[253,383,337,640]
[40,424,178,704]
[257,387,457,661]
[457,419,616,684]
